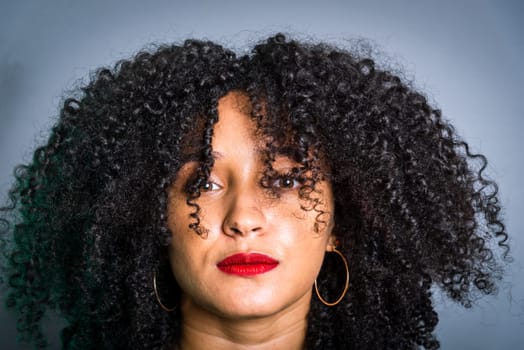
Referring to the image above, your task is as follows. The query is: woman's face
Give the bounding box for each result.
[167,91,335,321]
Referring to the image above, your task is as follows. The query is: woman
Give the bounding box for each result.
[1,34,508,349]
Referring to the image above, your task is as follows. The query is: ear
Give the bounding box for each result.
[325,206,336,252]
[325,234,337,252]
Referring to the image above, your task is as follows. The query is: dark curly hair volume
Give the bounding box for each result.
[1,34,507,349]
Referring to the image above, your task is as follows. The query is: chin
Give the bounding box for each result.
[220,292,309,320]
[218,304,283,320]
[212,295,285,319]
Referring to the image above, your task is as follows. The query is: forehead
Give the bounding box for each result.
[179,90,317,165]
[214,91,257,141]
[217,93,312,164]
[179,92,260,161]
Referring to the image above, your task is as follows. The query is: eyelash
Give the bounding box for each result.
[189,170,305,193]
[200,181,222,192]
[272,171,303,189]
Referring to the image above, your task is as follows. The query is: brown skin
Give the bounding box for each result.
[167,92,336,350]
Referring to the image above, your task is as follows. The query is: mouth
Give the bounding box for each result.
[217,252,279,276]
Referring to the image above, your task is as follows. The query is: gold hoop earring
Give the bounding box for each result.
[153,271,176,312]
[314,247,350,307]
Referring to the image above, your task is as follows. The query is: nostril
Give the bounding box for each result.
[231,227,243,234]
[228,225,262,236]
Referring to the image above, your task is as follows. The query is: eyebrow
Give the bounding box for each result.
[180,150,224,163]
[211,151,224,160]
[180,145,299,165]
[274,146,303,162]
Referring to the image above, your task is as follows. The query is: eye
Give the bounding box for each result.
[273,173,302,189]
[200,181,222,192]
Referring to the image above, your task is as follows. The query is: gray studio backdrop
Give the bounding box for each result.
[1,0,522,349]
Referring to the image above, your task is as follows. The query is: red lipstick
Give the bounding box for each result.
[217,253,279,276]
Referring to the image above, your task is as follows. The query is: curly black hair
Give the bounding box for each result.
[0,34,508,349]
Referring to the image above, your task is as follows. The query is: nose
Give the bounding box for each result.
[222,191,266,237]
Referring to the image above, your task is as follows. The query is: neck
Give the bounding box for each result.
[176,293,311,350]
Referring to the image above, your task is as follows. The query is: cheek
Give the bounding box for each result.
[167,197,198,273]
[271,205,331,253]
[166,197,220,275]
[167,224,211,299]
[290,194,334,237]
[167,226,192,277]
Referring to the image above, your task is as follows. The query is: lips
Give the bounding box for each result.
[217,253,279,276]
